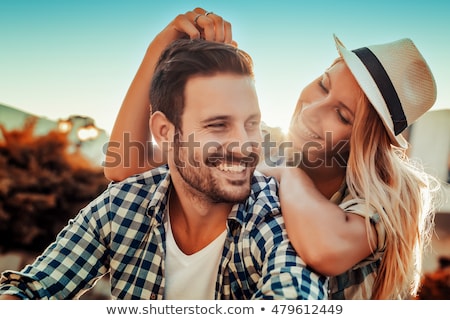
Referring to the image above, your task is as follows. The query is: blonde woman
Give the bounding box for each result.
[260,42,440,298]
[103,8,441,299]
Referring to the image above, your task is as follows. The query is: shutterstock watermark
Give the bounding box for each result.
[102,132,348,169]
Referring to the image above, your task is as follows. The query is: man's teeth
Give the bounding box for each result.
[217,163,246,173]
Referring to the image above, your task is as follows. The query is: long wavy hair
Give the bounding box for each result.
[346,88,441,299]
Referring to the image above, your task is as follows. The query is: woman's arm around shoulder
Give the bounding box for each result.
[259,165,377,276]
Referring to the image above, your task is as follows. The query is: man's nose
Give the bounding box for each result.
[226,125,261,158]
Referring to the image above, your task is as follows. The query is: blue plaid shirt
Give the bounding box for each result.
[0,165,327,300]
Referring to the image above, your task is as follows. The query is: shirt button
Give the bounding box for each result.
[150,293,156,300]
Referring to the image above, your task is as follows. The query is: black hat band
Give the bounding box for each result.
[353,47,408,135]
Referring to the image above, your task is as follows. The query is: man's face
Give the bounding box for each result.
[172,73,262,203]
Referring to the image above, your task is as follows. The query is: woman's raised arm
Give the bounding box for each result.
[104,8,234,181]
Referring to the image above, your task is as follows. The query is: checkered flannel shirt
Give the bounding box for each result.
[0,165,327,300]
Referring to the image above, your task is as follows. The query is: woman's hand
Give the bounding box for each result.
[159,7,235,46]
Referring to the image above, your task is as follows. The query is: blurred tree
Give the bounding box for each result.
[417,257,450,299]
[0,117,109,253]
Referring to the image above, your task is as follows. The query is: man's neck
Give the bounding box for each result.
[168,186,230,255]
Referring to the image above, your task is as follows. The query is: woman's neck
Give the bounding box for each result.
[300,163,346,199]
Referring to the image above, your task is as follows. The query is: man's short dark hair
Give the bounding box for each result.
[150,39,254,131]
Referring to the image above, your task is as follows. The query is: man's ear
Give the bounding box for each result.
[150,111,174,149]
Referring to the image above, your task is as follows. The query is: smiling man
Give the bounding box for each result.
[0,39,326,300]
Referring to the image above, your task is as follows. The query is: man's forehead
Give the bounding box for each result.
[182,73,259,120]
[184,73,255,91]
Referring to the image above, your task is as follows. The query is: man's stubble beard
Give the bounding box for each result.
[172,135,254,204]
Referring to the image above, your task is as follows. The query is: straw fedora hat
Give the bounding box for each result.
[334,35,437,148]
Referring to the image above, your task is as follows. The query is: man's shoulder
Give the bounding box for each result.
[236,171,281,225]
[250,170,279,202]
[107,165,169,198]
[120,165,169,184]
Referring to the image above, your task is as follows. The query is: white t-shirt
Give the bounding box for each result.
[165,214,226,300]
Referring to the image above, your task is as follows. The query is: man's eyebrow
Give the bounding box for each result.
[202,115,231,122]
[201,113,261,124]
[200,115,231,124]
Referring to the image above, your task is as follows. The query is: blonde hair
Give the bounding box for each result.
[346,91,441,299]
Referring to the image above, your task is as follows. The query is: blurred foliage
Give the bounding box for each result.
[417,256,450,299]
[0,117,109,253]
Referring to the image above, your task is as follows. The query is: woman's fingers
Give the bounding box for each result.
[171,13,201,40]
[223,20,233,45]
[189,7,234,44]
[168,8,235,45]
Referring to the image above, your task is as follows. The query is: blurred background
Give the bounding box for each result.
[0,0,449,299]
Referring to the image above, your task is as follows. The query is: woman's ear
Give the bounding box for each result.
[150,111,174,149]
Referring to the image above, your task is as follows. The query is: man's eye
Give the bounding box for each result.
[247,121,260,128]
[208,123,226,128]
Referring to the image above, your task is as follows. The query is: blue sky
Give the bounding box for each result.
[1,0,449,134]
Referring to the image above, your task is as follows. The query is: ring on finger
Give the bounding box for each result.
[194,13,202,25]
[205,11,214,16]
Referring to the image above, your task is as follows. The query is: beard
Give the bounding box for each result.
[172,134,259,204]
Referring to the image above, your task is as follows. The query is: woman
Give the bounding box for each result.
[103,8,441,299]
[259,40,440,299]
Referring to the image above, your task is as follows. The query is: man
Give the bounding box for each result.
[0,39,327,299]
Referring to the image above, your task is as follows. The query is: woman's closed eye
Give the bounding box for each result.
[335,108,351,125]
[318,78,329,93]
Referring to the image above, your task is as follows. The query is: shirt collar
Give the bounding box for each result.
[145,166,274,233]
[146,165,172,224]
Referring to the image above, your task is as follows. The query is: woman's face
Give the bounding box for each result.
[288,60,361,168]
